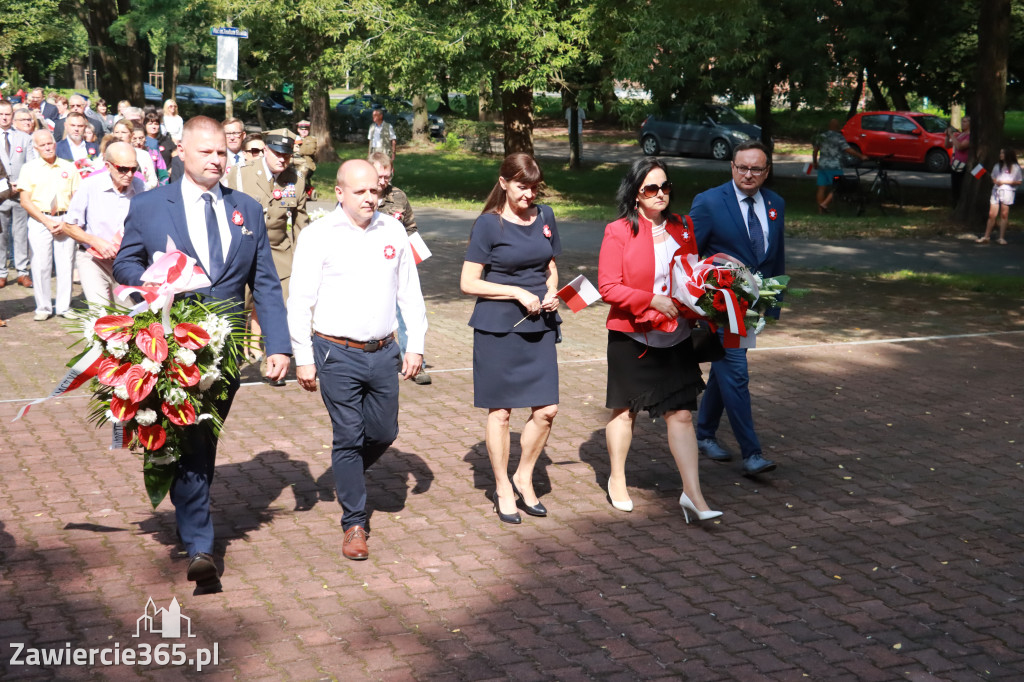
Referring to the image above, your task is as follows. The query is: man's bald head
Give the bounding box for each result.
[335,160,380,228]
[105,141,136,165]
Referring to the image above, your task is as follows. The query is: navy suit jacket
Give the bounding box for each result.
[113,182,292,356]
[55,139,98,163]
[691,180,785,316]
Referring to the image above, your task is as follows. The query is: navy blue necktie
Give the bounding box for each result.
[202,193,223,281]
[743,196,765,263]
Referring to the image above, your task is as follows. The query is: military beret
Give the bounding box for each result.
[264,131,294,154]
[297,120,310,128]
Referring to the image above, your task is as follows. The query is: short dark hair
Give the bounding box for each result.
[615,157,673,236]
[732,140,771,162]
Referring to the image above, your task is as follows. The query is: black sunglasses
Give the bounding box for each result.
[111,164,138,175]
[639,181,672,198]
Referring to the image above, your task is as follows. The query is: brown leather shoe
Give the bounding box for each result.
[0,277,7,288]
[17,274,32,288]
[342,525,369,560]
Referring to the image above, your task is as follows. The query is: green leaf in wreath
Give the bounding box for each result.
[143,460,176,509]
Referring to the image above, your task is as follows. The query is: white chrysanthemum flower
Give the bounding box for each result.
[163,386,188,406]
[107,340,129,358]
[105,409,121,424]
[113,385,129,400]
[198,368,221,391]
[196,413,213,423]
[141,358,162,375]
[174,348,197,366]
[91,340,105,355]
[135,408,158,426]
[82,318,99,342]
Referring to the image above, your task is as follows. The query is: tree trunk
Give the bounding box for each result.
[563,88,580,170]
[74,0,144,104]
[411,93,429,144]
[71,58,88,91]
[309,83,338,163]
[292,80,305,126]
[599,66,616,122]
[163,43,179,102]
[478,78,491,122]
[885,74,910,111]
[436,68,452,116]
[847,69,865,120]
[501,84,534,156]
[865,70,888,110]
[955,0,1011,225]
[753,84,774,150]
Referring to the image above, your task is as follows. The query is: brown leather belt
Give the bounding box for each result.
[315,331,395,352]
[42,211,67,216]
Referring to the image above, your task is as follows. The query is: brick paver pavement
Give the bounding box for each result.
[1,237,1023,680]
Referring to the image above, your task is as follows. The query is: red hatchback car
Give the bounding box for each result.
[842,111,953,173]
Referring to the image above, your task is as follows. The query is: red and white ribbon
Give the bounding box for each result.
[114,243,211,332]
[13,344,104,421]
[669,252,759,337]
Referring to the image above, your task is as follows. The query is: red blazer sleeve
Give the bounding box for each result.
[598,218,655,331]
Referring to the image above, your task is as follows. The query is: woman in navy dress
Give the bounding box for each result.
[460,153,561,524]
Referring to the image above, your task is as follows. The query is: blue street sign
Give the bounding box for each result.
[210,27,249,38]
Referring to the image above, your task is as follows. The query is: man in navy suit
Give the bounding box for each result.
[114,116,292,593]
[54,113,98,164]
[690,140,785,476]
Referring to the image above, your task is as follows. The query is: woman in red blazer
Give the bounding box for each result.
[597,158,721,523]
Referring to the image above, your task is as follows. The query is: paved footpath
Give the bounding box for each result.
[1,235,1023,680]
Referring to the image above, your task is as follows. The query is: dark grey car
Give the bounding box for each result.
[639,104,766,160]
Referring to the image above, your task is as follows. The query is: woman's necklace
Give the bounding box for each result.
[652,218,672,294]
[501,208,534,226]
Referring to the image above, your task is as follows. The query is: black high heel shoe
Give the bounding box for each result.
[492,493,522,524]
[510,480,547,517]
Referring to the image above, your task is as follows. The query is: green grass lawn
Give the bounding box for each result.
[310,145,959,238]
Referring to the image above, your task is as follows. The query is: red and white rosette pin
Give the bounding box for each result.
[768,208,778,221]
[273,189,282,200]
[383,245,396,260]
[393,211,403,222]
[232,210,244,226]
[543,224,552,239]
[15,146,22,153]
[61,171,68,179]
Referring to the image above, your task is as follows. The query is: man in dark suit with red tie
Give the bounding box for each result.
[114,116,291,593]
[690,140,785,476]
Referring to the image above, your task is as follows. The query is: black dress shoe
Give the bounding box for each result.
[492,493,522,524]
[186,552,221,593]
[263,375,286,387]
[510,480,547,517]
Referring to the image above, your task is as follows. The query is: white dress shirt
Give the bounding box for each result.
[68,139,89,162]
[287,206,428,367]
[731,182,770,250]
[180,176,233,277]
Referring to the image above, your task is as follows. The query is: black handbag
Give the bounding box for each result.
[690,321,725,363]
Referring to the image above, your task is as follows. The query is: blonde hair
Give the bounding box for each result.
[163,99,178,115]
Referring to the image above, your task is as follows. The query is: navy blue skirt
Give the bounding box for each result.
[473,329,559,409]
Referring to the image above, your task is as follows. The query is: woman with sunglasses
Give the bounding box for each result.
[460,152,561,524]
[597,157,721,523]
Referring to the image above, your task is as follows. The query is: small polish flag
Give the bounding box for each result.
[803,162,814,175]
[971,164,987,179]
[556,275,601,313]
[408,232,431,264]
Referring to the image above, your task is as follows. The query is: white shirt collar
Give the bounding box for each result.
[731,181,761,206]
[181,175,223,204]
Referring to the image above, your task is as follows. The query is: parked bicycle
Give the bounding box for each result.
[830,155,904,217]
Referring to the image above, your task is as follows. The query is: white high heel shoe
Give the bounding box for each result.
[607,479,633,512]
[679,492,722,524]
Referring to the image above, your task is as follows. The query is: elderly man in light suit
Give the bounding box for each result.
[114,116,291,594]
[0,99,36,288]
[690,140,785,477]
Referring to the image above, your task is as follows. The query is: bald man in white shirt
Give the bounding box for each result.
[288,159,427,562]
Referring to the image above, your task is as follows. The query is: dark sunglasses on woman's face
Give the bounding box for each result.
[639,181,672,198]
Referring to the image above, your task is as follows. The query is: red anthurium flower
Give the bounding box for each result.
[173,323,210,350]
[162,400,196,426]
[96,357,131,386]
[94,315,134,342]
[109,395,139,422]
[124,365,158,403]
[168,361,201,387]
[137,424,167,450]
[135,322,168,362]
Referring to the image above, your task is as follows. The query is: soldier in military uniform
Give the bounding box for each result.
[225,130,308,385]
[293,120,318,193]
[368,151,431,385]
